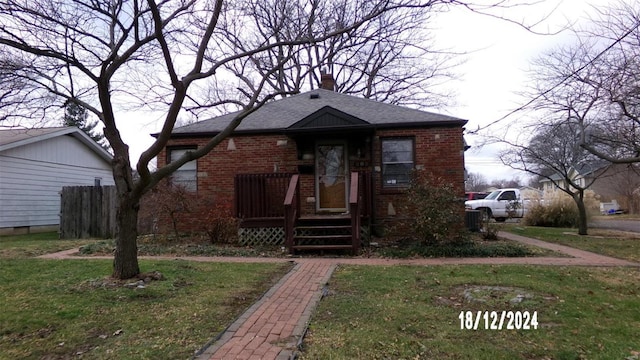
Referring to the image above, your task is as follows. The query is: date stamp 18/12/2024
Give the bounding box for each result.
[459,311,538,330]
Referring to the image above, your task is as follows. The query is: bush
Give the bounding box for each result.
[524,198,580,228]
[138,180,196,240]
[203,201,238,244]
[398,172,468,246]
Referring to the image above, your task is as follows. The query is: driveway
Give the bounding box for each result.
[590,218,640,233]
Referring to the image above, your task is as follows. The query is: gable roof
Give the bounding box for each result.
[167,89,467,136]
[0,127,113,163]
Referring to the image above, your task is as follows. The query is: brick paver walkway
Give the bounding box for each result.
[38,233,640,359]
[195,260,335,360]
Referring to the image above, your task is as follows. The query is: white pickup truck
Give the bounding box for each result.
[465,188,527,222]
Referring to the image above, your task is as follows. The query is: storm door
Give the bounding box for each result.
[316,142,348,212]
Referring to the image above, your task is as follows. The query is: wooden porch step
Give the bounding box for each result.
[291,244,354,251]
[295,225,351,231]
[299,214,350,220]
[293,234,352,240]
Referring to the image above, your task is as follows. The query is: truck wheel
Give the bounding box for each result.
[495,217,506,222]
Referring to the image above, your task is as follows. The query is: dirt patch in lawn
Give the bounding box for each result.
[435,284,558,310]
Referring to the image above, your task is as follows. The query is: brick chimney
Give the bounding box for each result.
[320,72,336,91]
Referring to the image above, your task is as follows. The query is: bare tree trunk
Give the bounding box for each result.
[573,192,589,236]
[108,138,142,279]
[112,193,141,279]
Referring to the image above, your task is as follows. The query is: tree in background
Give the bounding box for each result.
[525,0,640,164]
[63,101,110,151]
[501,121,609,235]
[465,172,488,192]
[220,0,458,109]
[489,177,522,189]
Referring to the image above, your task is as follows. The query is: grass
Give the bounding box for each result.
[301,265,640,360]
[0,232,102,259]
[375,237,553,258]
[0,259,292,359]
[502,225,640,263]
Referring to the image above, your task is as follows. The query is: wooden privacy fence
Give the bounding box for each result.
[60,186,117,239]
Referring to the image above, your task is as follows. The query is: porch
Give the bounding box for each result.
[234,172,372,254]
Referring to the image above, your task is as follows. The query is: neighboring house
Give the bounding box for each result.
[590,163,640,214]
[155,78,467,253]
[539,163,609,194]
[540,168,585,193]
[519,186,543,200]
[0,127,114,235]
[538,162,640,214]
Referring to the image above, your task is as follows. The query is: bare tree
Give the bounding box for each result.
[465,172,488,192]
[525,0,640,164]
[501,121,609,235]
[218,0,459,108]
[0,0,469,279]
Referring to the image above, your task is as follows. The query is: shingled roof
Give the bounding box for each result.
[169,89,467,136]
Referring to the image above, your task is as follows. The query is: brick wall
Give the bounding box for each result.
[371,127,466,234]
[152,125,465,236]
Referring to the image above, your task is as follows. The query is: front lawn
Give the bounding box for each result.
[0,259,292,359]
[502,225,640,263]
[301,265,640,359]
[0,232,101,259]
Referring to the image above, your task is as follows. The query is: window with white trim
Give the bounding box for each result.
[381,138,414,188]
[169,147,197,192]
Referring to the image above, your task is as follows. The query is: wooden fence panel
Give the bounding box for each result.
[60,186,117,239]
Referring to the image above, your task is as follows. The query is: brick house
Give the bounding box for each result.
[155,79,467,253]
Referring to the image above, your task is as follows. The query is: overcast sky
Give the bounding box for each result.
[432,0,615,182]
[119,0,616,181]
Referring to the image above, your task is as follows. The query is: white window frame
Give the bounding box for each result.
[169,147,197,192]
[381,137,414,188]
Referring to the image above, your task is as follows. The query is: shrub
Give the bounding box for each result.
[398,172,468,246]
[203,201,238,244]
[482,221,499,241]
[138,180,195,240]
[524,198,580,228]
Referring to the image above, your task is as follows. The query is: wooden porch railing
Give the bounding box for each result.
[234,173,292,219]
[349,172,361,253]
[283,174,300,251]
[357,171,372,219]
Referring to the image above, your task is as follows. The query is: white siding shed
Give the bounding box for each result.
[0,127,115,234]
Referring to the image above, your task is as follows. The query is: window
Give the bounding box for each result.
[169,147,197,191]
[498,191,517,201]
[381,138,414,188]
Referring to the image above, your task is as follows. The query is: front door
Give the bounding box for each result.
[316,142,348,212]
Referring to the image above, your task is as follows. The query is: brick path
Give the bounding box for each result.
[38,233,639,360]
[194,261,335,360]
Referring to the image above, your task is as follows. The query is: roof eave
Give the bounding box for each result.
[163,119,467,139]
[0,127,113,164]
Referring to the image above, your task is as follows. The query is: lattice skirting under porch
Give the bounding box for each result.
[238,226,371,246]
[238,227,285,246]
